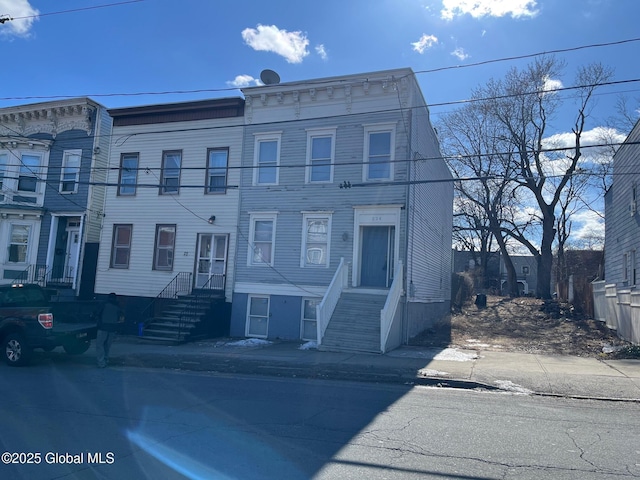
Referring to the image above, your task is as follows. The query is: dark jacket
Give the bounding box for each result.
[98,300,123,333]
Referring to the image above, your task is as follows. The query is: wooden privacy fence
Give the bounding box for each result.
[592,280,640,344]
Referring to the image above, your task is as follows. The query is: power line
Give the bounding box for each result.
[3,0,144,22]
[0,35,639,103]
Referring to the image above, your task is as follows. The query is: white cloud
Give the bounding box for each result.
[441,0,539,20]
[451,47,469,61]
[226,75,263,88]
[541,76,563,95]
[315,44,328,60]
[0,0,38,37]
[241,24,310,64]
[412,34,439,54]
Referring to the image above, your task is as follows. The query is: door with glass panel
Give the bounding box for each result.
[195,234,228,290]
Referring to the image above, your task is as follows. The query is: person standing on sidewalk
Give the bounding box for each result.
[96,292,123,368]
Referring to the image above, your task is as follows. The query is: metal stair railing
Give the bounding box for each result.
[177,274,221,340]
[10,264,49,286]
[141,272,192,327]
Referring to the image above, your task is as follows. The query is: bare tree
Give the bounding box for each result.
[474,57,613,299]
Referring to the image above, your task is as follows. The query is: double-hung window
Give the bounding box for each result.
[18,154,40,192]
[206,148,228,194]
[60,150,81,193]
[153,225,176,271]
[0,153,7,201]
[363,123,395,181]
[249,213,277,266]
[301,213,331,267]
[253,133,281,185]
[306,128,335,183]
[110,224,132,268]
[8,224,30,263]
[160,150,181,194]
[118,153,139,196]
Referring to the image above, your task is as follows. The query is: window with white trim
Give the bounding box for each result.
[18,154,41,192]
[249,213,276,266]
[301,298,319,341]
[60,150,81,193]
[301,213,331,267]
[206,148,228,194]
[631,250,637,286]
[253,133,281,185]
[160,150,181,194]
[306,129,335,183]
[110,224,132,268]
[118,153,139,196]
[8,224,30,263]
[153,224,176,270]
[363,124,395,181]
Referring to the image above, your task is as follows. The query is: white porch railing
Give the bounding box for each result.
[316,257,349,346]
[380,261,403,353]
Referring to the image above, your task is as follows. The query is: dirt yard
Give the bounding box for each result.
[409,295,637,358]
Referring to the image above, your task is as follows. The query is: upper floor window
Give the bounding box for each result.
[0,153,7,191]
[363,123,395,181]
[18,154,41,192]
[118,153,139,196]
[60,150,81,193]
[206,148,228,194]
[253,133,281,185]
[160,150,181,194]
[301,213,331,267]
[110,224,132,268]
[249,213,277,266]
[306,129,336,183]
[153,224,176,271]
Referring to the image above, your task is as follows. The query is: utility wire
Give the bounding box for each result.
[2,0,144,22]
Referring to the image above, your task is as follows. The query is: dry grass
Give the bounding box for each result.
[410,295,635,358]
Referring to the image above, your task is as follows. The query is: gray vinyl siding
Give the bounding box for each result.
[604,120,640,286]
[85,106,112,243]
[234,111,410,287]
[406,96,453,303]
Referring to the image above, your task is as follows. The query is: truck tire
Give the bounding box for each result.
[3,332,32,366]
[63,340,91,355]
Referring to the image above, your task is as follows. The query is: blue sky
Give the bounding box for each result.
[1,0,639,243]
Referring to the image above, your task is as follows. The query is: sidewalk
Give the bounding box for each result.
[106,336,640,402]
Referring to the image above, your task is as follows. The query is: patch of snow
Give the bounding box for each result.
[602,344,624,354]
[432,348,479,362]
[226,338,273,347]
[418,368,450,377]
[299,341,317,350]
[495,380,533,395]
[466,339,491,348]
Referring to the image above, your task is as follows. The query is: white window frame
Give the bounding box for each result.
[253,132,281,186]
[301,297,319,341]
[246,295,270,338]
[18,153,42,193]
[623,252,629,283]
[363,123,396,182]
[631,250,637,286]
[248,212,277,266]
[305,128,336,184]
[301,212,332,268]
[59,149,82,194]
[7,223,31,264]
[118,153,139,196]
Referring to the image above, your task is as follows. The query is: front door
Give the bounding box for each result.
[360,226,395,287]
[195,234,228,289]
[64,227,80,283]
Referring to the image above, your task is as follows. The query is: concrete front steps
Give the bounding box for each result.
[319,291,387,354]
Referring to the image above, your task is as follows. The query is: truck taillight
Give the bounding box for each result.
[38,313,53,329]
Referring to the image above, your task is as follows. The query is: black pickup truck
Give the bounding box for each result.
[0,284,98,366]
